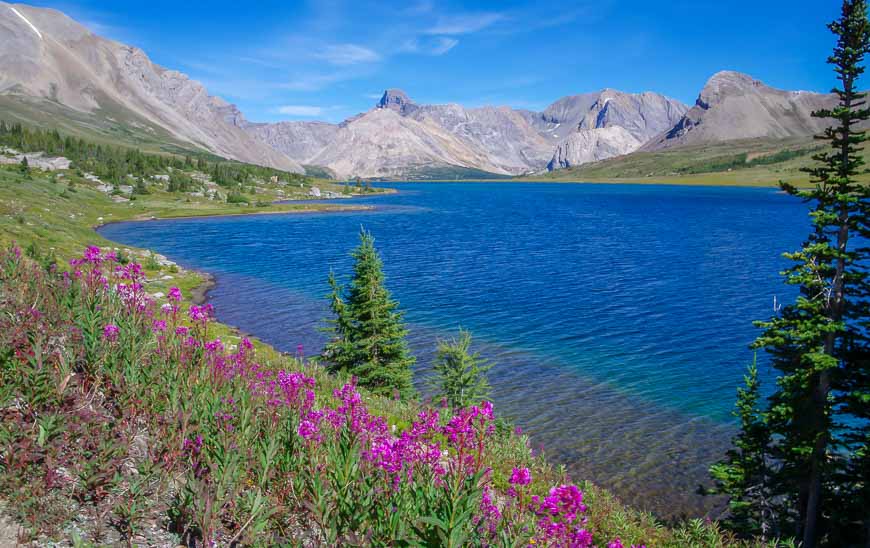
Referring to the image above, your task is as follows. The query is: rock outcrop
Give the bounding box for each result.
[306,107,508,179]
[548,127,642,170]
[540,90,687,170]
[243,121,340,165]
[407,103,554,174]
[0,2,303,172]
[377,89,418,116]
[646,71,835,150]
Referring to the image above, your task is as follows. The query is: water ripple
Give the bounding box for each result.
[98,182,809,518]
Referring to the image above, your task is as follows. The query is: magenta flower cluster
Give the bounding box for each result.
[102,323,120,342]
[510,466,532,486]
[532,484,592,547]
[63,246,646,547]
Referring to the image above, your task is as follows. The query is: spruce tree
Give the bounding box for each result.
[431,329,493,410]
[749,1,870,545]
[706,356,774,540]
[323,228,415,399]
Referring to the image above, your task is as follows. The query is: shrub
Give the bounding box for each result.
[431,329,493,410]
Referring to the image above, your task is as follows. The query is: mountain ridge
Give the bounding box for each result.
[247,88,689,179]
[0,3,841,180]
[0,1,303,172]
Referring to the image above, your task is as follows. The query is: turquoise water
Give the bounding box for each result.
[98,183,808,517]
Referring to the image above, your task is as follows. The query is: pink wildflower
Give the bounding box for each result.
[188,304,211,323]
[298,419,322,443]
[103,324,120,342]
[531,484,592,547]
[475,486,501,536]
[509,467,531,486]
[608,539,646,548]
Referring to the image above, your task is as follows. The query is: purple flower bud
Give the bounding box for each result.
[102,324,120,342]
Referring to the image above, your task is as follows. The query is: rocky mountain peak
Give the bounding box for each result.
[377,88,417,115]
[646,71,834,150]
[697,71,762,109]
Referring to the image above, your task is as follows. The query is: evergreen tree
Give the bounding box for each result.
[706,356,774,540]
[746,1,870,545]
[19,156,29,175]
[431,329,493,410]
[323,228,415,399]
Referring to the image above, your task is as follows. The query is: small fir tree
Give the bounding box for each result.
[706,356,774,540]
[323,228,415,399]
[431,329,493,410]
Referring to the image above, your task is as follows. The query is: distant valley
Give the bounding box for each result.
[0,1,837,181]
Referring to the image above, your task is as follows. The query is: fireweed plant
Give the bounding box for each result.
[0,245,763,546]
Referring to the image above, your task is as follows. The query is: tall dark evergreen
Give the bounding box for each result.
[733,1,870,545]
[323,228,416,399]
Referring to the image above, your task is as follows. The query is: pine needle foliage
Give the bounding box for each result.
[431,329,493,410]
[707,356,775,540]
[323,228,416,399]
[717,2,870,545]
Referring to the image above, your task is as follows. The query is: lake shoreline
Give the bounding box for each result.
[375,178,798,188]
[190,270,215,305]
[96,182,805,519]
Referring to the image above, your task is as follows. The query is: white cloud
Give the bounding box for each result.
[425,12,505,35]
[276,105,324,116]
[315,44,381,66]
[398,36,458,56]
[431,37,458,55]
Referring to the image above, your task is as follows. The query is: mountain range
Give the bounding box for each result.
[0,2,838,180]
[0,1,302,172]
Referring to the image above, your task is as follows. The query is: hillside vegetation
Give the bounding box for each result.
[521,138,870,186]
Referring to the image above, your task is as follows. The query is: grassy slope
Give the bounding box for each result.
[0,94,327,178]
[0,93,208,157]
[0,168,368,258]
[372,138,857,186]
[520,137,870,187]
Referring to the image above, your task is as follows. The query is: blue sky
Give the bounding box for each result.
[27,0,841,123]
